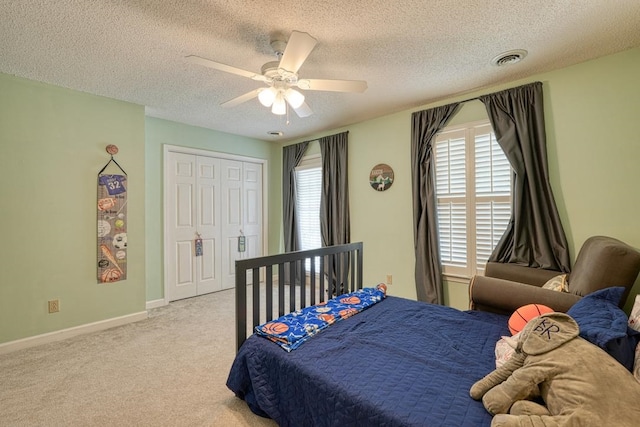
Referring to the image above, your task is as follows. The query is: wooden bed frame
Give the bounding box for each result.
[234,242,363,350]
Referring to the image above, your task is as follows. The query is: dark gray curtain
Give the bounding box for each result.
[319,131,350,294]
[411,103,461,304]
[319,131,350,247]
[282,141,310,253]
[480,82,571,272]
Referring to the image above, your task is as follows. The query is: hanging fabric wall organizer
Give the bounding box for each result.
[97,144,128,283]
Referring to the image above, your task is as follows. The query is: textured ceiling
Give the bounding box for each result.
[2,1,640,142]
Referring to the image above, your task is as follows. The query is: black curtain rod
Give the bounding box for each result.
[458,95,481,104]
[456,81,541,105]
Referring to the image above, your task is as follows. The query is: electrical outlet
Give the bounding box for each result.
[48,299,59,313]
[386,274,393,285]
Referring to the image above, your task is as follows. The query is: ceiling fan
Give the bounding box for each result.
[186,31,367,118]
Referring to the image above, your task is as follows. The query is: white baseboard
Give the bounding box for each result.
[146,299,168,310]
[0,311,148,355]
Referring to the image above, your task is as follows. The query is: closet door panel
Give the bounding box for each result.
[221,160,244,289]
[167,153,197,301]
[243,162,263,260]
[166,151,264,300]
[195,156,221,295]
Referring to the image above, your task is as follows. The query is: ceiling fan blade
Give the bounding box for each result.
[186,55,267,81]
[293,102,313,118]
[297,78,368,93]
[278,31,318,74]
[220,89,261,108]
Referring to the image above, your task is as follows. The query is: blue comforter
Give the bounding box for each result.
[227,296,509,426]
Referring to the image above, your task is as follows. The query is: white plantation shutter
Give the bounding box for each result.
[475,201,511,267]
[436,135,466,196]
[437,202,467,267]
[295,155,322,271]
[435,122,511,277]
[436,131,468,272]
[474,127,511,269]
[475,128,511,196]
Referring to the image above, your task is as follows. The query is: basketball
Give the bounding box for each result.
[340,296,361,305]
[262,322,289,335]
[100,268,122,283]
[339,308,358,319]
[318,313,336,324]
[508,303,554,335]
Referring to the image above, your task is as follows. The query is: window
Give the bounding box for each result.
[294,154,322,271]
[435,121,511,277]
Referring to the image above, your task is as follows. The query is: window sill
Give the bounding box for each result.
[442,273,472,284]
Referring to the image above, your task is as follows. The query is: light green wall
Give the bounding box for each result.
[282,47,640,311]
[0,73,146,343]
[2,47,638,345]
[144,117,281,301]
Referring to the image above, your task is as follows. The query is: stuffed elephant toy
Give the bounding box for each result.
[470,312,640,426]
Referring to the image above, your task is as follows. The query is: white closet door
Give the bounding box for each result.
[166,149,264,300]
[220,159,244,290]
[242,162,263,261]
[195,156,221,294]
[166,152,198,301]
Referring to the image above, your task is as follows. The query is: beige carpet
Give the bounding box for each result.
[0,289,278,427]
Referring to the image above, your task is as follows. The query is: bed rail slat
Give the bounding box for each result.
[340,254,345,293]
[310,258,316,306]
[252,268,260,328]
[278,263,285,317]
[349,250,355,292]
[357,247,363,290]
[235,242,364,351]
[289,262,296,313]
[265,265,273,322]
[235,264,248,352]
[298,259,306,309]
[319,255,326,299]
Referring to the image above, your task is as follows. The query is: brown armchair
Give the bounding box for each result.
[469,236,640,315]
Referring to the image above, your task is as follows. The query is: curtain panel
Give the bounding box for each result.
[282,141,310,253]
[480,82,571,272]
[319,131,350,294]
[319,131,350,247]
[410,104,461,304]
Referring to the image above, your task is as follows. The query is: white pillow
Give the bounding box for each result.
[495,332,520,368]
[627,295,640,383]
[634,343,640,383]
[541,274,569,292]
[628,294,640,332]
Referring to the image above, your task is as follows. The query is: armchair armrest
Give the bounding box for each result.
[469,275,581,315]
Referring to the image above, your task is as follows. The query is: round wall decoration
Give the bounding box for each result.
[369,163,394,191]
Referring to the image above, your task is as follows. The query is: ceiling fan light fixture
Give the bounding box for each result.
[284,88,305,109]
[272,92,287,115]
[258,87,277,107]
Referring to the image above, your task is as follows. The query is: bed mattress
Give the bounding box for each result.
[227,295,509,426]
